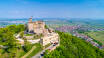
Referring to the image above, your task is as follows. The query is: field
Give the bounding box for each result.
[87,31,104,45]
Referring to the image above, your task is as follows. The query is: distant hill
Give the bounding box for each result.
[0,18,104,29]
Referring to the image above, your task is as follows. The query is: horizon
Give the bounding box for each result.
[0,0,104,19]
[0,17,104,21]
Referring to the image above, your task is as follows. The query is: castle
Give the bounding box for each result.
[27,17,59,46]
[28,17,45,34]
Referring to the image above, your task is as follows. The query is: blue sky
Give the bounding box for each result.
[0,0,104,18]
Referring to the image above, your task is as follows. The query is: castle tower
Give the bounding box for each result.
[27,16,46,34]
[33,21,45,34]
[28,16,34,33]
[28,16,33,23]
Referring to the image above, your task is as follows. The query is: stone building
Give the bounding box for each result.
[28,17,45,34]
[27,17,59,46]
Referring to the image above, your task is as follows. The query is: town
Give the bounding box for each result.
[56,25,104,49]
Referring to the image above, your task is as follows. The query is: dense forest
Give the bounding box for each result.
[44,31,104,58]
[0,24,26,57]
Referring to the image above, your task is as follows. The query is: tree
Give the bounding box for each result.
[45,25,48,29]
[20,31,24,38]
[0,24,25,57]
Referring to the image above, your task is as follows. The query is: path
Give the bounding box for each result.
[32,44,53,58]
[21,46,36,58]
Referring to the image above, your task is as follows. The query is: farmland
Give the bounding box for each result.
[87,31,104,45]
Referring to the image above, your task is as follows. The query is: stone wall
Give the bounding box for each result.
[40,32,59,46]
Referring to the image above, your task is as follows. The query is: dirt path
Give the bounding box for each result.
[21,46,36,58]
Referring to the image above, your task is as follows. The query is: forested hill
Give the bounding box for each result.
[44,31,104,58]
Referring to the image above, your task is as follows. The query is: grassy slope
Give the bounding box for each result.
[87,31,104,45]
[0,43,42,58]
[26,43,42,58]
[44,31,104,58]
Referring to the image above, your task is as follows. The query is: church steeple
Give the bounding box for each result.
[28,16,33,23]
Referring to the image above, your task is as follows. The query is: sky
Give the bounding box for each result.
[0,0,104,19]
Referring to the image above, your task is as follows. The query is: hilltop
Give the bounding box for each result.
[44,31,104,58]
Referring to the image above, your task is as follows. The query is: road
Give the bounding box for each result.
[32,44,54,58]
